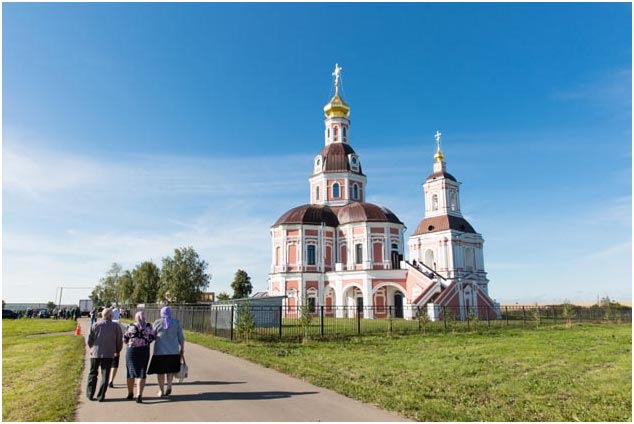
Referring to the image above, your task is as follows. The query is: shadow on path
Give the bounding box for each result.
[112,381,246,388]
[164,390,320,402]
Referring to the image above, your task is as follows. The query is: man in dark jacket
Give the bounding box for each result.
[86,308,123,402]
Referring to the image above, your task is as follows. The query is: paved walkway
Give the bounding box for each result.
[75,318,409,421]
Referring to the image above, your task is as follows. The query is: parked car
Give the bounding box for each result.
[3,309,18,319]
[37,309,50,319]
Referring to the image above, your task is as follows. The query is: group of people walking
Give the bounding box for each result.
[86,306,185,403]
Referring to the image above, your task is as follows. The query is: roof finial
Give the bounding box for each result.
[332,63,343,94]
[434,130,444,162]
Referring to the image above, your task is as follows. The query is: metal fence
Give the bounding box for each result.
[135,304,632,342]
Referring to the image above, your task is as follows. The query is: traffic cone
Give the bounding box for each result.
[75,323,81,336]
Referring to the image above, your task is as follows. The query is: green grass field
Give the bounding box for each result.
[186,323,632,421]
[2,319,86,421]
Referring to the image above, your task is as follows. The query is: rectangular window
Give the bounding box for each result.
[355,244,363,264]
[308,297,316,313]
[307,245,316,265]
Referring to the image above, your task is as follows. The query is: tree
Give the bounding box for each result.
[46,301,57,311]
[99,263,123,306]
[561,300,576,328]
[416,307,431,335]
[217,292,231,301]
[90,284,104,307]
[230,269,253,299]
[159,247,210,303]
[235,302,256,344]
[298,298,313,342]
[118,270,135,306]
[131,261,162,304]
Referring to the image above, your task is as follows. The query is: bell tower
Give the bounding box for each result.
[310,64,367,206]
[423,131,463,218]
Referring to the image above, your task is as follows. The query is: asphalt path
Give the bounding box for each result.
[75,318,409,422]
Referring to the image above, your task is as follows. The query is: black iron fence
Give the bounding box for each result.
[135,304,632,342]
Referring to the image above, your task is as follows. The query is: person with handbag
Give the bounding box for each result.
[147,306,185,397]
[123,311,156,403]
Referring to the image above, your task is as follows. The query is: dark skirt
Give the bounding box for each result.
[147,354,181,375]
[126,345,150,379]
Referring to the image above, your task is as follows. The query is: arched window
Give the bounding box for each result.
[275,246,281,265]
[353,184,359,200]
[450,191,457,211]
[327,128,330,139]
[432,194,439,211]
[465,247,475,271]
[333,126,338,141]
[316,186,320,200]
[424,249,435,269]
[307,245,316,265]
[333,182,340,198]
[355,244,363,264]
[343,126,347,139]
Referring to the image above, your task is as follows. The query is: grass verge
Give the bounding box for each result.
[2,319,86,421]
[185,324,632,421]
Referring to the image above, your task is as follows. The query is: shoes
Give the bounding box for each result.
[126,393,134,400]
[108,382,114,388]
[87,396,95,401]
[165,386,172,396]
[136,395,142,403]
[157,390,164,397]
[97,397,105,402]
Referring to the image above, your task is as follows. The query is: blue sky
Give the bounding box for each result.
[3,3,631,305]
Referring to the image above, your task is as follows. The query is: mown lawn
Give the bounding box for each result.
[186,324,632,421]
[2,319,86,421]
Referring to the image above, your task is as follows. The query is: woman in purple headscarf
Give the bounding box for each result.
[123,311,156,402]
[147,306,184,397]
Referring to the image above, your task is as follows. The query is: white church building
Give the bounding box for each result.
[268,65,498,320]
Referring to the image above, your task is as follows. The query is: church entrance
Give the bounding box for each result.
[394,292,404,318]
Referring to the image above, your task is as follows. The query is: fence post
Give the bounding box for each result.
[389,306,393,333]
[230,306,234,341]
[522,306,526,326]
[443,307,447,330]
[505,306,509,326]
[278,305,283,339]
[357,308,361,334]
[214,309,218,336]
[320,306,325,337]
[486,307,490,327]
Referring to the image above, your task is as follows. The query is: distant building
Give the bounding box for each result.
[268,65,498,320]
[199,292,216,303]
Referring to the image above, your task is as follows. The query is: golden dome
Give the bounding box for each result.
[434,148,444,162]
[323,91,350,118]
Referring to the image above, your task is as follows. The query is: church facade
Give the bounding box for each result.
[268,66,498,320]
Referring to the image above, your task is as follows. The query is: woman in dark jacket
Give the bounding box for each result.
[123,311,155,403]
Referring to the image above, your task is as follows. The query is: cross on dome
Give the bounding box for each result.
[332,63,343,91]
[434,130,444,162]
[435,130,442,150]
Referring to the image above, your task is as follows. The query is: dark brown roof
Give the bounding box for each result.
[337,202,403,225]
[426,171,457,182]
[318,143,364,175]
[412,215,476,235]
[273,204,339,227]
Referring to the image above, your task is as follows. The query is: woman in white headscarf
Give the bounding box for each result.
[123,311,156,402]
[147,306,185,397]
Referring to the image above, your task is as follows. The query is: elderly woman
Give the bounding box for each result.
[147,306,185,397]
[123,311,156,403]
